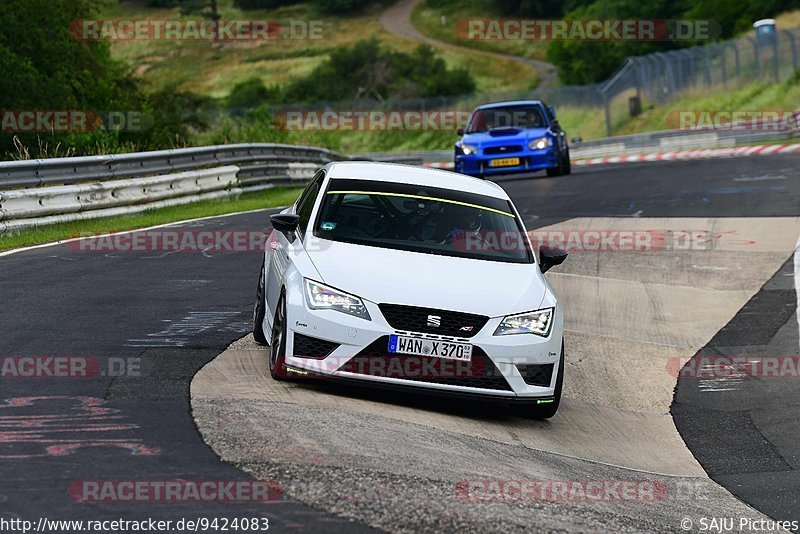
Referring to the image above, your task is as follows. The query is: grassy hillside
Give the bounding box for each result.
[410,0,548,61]
[102,1,536,98]
[90,1,800,154]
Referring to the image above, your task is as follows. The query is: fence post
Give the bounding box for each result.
[655,52,677,97]
[782,29,798,71]
[714,44,727,86]
[727,42,741,77]
[746,36,760,78]
[773,32,780,82]
[632,58,643,103]
[702,47,713,85]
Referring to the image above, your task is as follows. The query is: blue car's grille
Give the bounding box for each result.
[484,145,523,155]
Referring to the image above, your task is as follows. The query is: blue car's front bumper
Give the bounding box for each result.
[455,147,558,177]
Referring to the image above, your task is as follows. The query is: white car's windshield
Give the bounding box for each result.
[313,179,534,263]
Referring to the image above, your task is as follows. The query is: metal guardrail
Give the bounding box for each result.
[0,143,364,234]
[0,143,358,190]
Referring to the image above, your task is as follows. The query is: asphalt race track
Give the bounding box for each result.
[1,154,799,532]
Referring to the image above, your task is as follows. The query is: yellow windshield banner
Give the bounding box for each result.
[326,190,515,218]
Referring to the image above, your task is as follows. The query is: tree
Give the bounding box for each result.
[0,0,140,156]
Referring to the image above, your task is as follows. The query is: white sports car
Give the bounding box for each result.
[253,162,567,418]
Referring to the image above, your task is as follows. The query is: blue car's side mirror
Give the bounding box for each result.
[457,128,464,136]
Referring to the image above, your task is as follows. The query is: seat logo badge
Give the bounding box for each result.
[460,326,474,332]
[427,315,442,327]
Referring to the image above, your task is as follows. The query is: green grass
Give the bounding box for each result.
[411,0,549,61]
[614,76,800,136]
[0,187,302,252]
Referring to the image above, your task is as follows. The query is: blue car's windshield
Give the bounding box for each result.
[466,105,547,133]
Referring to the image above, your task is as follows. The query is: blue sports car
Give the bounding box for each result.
[454,100,571,178]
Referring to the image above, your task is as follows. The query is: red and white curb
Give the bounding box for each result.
[573,143,800,165]
[424,162,454,168]
[422,143,800,170]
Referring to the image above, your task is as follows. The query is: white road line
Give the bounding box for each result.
[0,206,288,258]
[795,234,800,349]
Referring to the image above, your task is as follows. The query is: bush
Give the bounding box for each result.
[227,77,276,110]
[286,38,475,102]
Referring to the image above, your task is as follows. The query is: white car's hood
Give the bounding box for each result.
[304,238,546,317]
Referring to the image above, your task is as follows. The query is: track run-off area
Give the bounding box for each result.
[2,154,799,532]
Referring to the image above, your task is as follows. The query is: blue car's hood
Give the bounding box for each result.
[461,127,549,147]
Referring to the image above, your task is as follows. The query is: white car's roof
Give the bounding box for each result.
[326,161,509,200]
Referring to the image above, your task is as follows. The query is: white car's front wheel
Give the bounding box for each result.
[269,291,290,381]
[252,259,268,345]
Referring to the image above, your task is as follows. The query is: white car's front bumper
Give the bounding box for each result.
[281,278,564,399]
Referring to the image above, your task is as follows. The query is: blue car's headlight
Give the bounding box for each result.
[528,137,553,150]
[457,144,478,156]
[304,279,371,320]
[494,308,554,336]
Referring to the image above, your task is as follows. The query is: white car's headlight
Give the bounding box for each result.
[528,137,553,150]
[494,308,554,336]
[304,279,371,321]
[457,143,478,156]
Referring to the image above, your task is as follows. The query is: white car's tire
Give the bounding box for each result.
[253,259,268,345]
[269,291,291,381]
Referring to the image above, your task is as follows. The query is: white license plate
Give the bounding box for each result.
[388,335,472,361]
